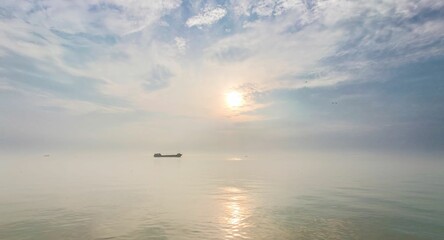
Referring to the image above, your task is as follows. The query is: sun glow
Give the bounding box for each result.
[226,91,244,108]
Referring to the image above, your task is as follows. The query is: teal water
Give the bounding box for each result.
[0,154,443,239]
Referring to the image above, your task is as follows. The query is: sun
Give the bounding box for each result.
[226,91,244,108]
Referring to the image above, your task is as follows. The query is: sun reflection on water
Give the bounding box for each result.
[220,186,251,239]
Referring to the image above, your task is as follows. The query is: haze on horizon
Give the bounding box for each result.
[1,0,443,156]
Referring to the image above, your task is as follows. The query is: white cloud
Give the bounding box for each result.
[104,0,182,35]
[231,0,307,17]
[186,7,227,27]
[1,0,182,36]
[174,37,187,53]
[1,0,444,121]
[0,0,186,115]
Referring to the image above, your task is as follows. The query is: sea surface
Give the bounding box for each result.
[0,153,443,240]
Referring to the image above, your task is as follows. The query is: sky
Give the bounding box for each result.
[1,0,443,155]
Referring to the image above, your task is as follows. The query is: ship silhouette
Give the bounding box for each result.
[154,153,182,158]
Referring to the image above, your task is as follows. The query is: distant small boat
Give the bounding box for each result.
[154,153,182,158]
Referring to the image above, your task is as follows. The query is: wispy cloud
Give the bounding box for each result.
[1,0,444,152]
[186,6,227,27]
[1,0,443,118]
[174,37,187,53]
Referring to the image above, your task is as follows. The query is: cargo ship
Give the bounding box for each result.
[154,153,182,158]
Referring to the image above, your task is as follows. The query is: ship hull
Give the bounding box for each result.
[154,153,182,158]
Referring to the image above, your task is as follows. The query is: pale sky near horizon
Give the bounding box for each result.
[1,0,443,155]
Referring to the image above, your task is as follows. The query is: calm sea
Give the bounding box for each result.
[0,153,443,239]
